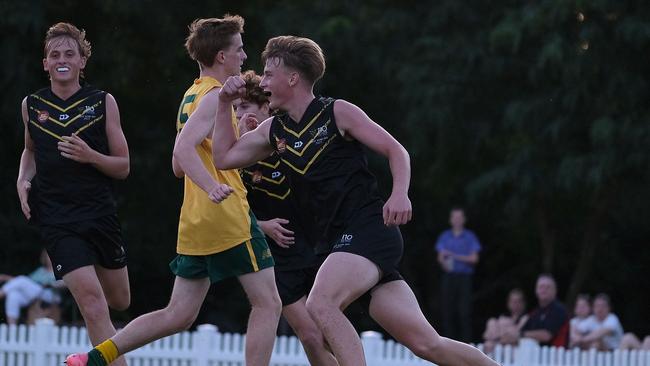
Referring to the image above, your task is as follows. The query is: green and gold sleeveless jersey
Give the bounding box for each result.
[175,76,253,255]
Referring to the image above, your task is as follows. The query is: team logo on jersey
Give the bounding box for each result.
[78,105,96,120]
[310,124,330,145]
[275,137,287,153]
[294,141,304,149]
[59,113,70,121]
[252,170,262,183]
[37,110,49,123]
[271,171,281,179]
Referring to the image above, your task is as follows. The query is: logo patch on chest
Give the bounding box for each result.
[37,110,49,123]
[252,170,262,183]
[276,137,287,153]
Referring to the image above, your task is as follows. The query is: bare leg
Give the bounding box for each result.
[238,268,282,366]
[111,276,210,354]
[64,266,129,366]
[283,296,339,366]
[369,280,499,366]
[306,253,381,366]
[95,266,130,311]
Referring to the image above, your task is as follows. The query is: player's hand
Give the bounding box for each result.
[383,193,412,226]
[208,183,234,204]
[259,218,294,248]
[237,113,259,135]
[58,133,98,164]
[17,179,32,220]
[219,76,246,103]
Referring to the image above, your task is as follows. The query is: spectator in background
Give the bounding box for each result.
[569,294,597,349]
[0,249,64,324]
[520,274,569,347]
[435,207,482,342]
[573,293,623,351]
[482,288,528,353]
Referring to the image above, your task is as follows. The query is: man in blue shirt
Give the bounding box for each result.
[435,207,482,342]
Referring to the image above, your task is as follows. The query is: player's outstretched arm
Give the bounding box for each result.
[57,93,130,179]
[212,76,274,169]
[334,100,412,226]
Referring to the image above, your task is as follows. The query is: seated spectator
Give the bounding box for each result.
[569,294,597,349]
[620,333,650,350]
[520,274,569,347]
[0,249,64,324]
[482,288,528,353]
[572,293,623,351]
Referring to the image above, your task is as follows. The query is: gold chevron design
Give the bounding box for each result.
[281,133,337,175]
[31,100,103,127]
[28,115,104,142]
[32,94,92,113]
[74,115,104,134]
[258,160,281,169]
[243,170,286,185]
[285,119,331,157]
[29,120,64,141]
[280,99,333,138]
[250,186,291,200]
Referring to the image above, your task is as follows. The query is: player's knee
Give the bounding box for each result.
[163,306,198,332]
[251,291,282,316]
[106,290,130,311]
[409,336,445,360]
[305,297,329,322]
[296,326,325,351]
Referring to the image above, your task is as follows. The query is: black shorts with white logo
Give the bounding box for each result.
[40,214,127,280]
[331,205,404,283]
[275,265,319,306]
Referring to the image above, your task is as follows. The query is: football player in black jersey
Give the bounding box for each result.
[17,23,130,366]
[212,36,499,366]
[236,70,338,366]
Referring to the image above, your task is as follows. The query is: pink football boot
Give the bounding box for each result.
[64,353,89,365]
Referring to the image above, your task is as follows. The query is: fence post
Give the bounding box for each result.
[194,324,217,366]
[361,331,383,365]
[32,318,55,366]
[514,338,539,366]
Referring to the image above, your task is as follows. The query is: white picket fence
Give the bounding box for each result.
[1,319,649,366]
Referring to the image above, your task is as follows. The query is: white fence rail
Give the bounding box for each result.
[1,319,649,366]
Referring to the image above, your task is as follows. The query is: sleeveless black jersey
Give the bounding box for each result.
[242,153,317,270]
[269,97,383,254]
[26,86,116,225]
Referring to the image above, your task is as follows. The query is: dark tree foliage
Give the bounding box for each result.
[1,0,648,339]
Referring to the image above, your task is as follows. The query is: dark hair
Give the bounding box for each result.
[185,15,244,67]
[594,293,611,307]
[240,70,269,107]
[262,35,325,84]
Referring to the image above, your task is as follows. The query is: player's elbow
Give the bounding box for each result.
[114,160,130,180]
[212,157,232,170]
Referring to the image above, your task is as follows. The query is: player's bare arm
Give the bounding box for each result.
[172,133,184,178]
[212,76,274,169]
[57,93,130,179]
[334,100,412,226]
[17,97,36,220]
[174,88,233,203]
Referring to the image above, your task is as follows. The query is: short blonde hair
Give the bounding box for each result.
[262,36,325,84]
[44,22,91,59]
